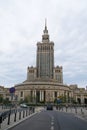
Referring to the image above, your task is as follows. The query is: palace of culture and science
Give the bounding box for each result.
[13,22,87,104]
[27,21,63,83]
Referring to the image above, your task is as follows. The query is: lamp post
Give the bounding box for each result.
[48,92,50,103]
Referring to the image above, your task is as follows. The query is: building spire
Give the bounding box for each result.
[45,18,47,26]
[42,19,49,42]
[45,18,47,30]
[44,18,48,34]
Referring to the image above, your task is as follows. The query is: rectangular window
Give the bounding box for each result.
[20,91,23,97]
[54,92,57,98]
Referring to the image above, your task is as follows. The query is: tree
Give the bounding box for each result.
[24,96,30,103]
[0,96,3,103]
[57,95,66,103]
[3,98,10,104]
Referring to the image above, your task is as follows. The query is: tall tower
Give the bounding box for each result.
[36,21,54,79]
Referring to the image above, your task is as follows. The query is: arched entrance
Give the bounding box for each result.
[77,98,81,104]
[36,90,46,103]
[36,91,40,103]
[84,98,87,104]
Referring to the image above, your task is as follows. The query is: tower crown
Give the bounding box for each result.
[42,19,49,42]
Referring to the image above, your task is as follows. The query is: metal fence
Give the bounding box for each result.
[0,107,35,129]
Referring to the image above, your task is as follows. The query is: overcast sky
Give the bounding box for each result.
[0,0,87,88]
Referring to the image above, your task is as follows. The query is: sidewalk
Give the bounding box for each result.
[0,106,43,130]
[56,107,87,121]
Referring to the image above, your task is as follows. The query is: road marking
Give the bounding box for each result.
[51,126,54,130]
[51,121,54,125]
[51,116,54,130]
[52,116,54,120]
[51,117,54,121]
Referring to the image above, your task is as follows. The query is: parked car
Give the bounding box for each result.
[20,104,28,108]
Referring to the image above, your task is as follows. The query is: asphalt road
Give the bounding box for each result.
[9,110,87,130]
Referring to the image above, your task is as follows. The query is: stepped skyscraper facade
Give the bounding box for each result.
[14,22,87,104]
[27,21,63,83]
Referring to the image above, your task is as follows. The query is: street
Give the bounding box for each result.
[8,110,87,130]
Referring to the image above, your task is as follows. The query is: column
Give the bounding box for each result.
[81,95,84,104]
[57,91,60,97]
[66,91,68,103]
[40,90,42,102]
[75,95,78,103]
[41,91,44,101]
[33,90,36,103]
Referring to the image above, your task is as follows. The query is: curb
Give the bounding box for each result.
[74,114,87,122]
[6,111,40,130]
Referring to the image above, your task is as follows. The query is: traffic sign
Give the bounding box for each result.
[9,87,15,93]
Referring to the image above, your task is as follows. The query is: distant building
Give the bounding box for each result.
[69,85,87,104]
[0,86,9,100]
[27,22,63,83]
[13,21,87,104]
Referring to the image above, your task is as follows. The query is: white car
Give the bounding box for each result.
[20,104,28,108]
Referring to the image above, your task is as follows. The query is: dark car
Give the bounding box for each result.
[46,104,53,110]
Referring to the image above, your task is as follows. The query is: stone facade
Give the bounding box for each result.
[27,66,37,81]
[27,21,63,83]
[0,86,9,100]
[13,22,87,104]
[69,85,87,104]
[54,66,63,83]
[15,80,72,103]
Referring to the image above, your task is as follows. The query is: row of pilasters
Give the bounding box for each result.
[17,89,87,104]
[32,90,45,103]
[75,95,87,104]
[31,90,73,103]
